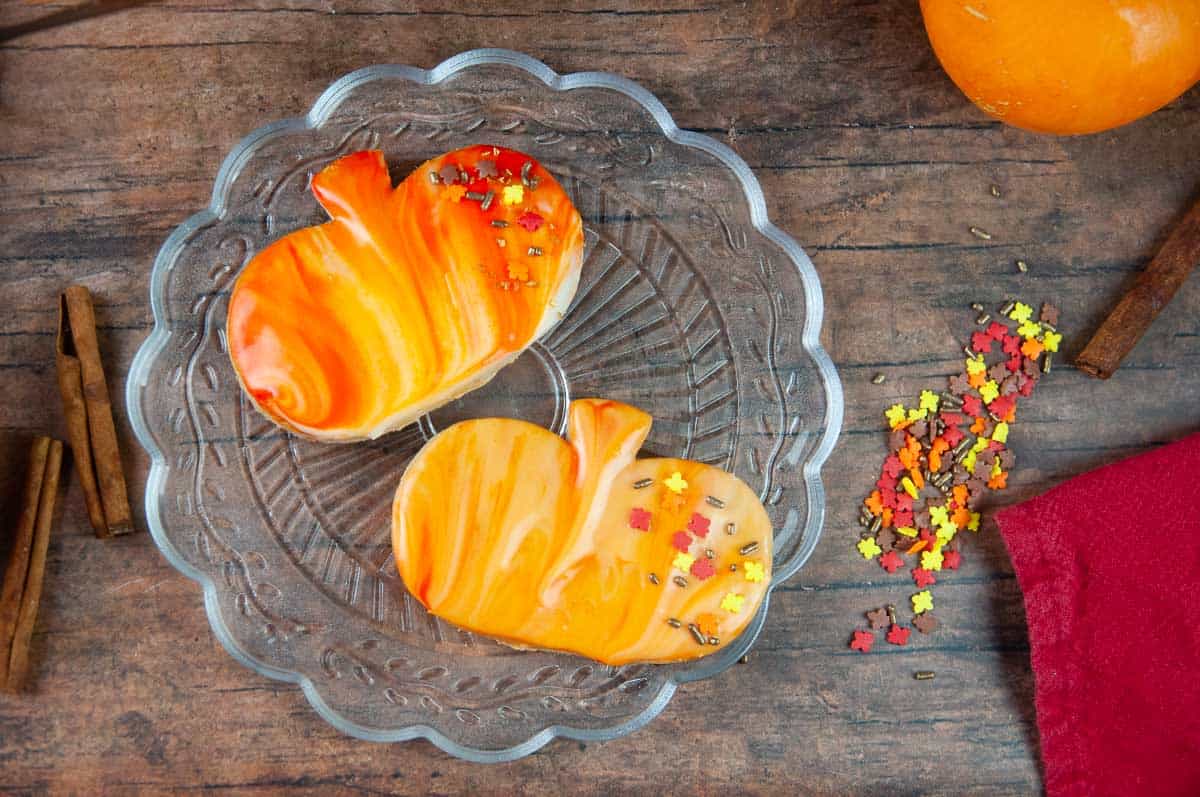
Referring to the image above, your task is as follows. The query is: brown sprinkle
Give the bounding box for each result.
[705,495,726,509]
[970,302,984,312]
[990,184,1001,198]
[491,219,508,228]
[667,618,682,628]
[976,313,991,325]
[729,564,737,572]
[914,671,936,681]
[633,478,653,489]
[480,190,495,211]
[1000,300,1016,315]
[527,246,543,256]
[969,226,992,240]
[496,238,506,248]
[725,522,737,535]
[464,190,486,202]
[871,373,886,384]
[708,636,720,646]
[673,575,688,588]
[649,573,660,585]
[428,171,439,184]
[739,541,759,556]
[688,624,707,645]
[1042,353,1053,374]
[705,548,715,559]
[525,280,538,288]
[869,516,882,533]
[1016,259,1029,273]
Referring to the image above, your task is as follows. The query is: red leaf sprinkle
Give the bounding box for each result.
[886,624,911,646]
[628,507,652,531]
[850,630,874,653]
[912,567,936,589]
[516,211,544,232]
[879,550,904,573]
[690,558,716,580]
[687,512,711,538]
[671,531,692,552]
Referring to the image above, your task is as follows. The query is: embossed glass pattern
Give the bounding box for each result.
[128,50,842,762]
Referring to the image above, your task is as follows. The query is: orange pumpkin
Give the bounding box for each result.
[392,399,773,665]
[920,0,1200,134]
[227,146,584,440]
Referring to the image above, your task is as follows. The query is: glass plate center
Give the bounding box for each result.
[419,341,569,439]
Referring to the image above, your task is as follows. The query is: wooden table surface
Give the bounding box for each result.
[2,1,1198,793]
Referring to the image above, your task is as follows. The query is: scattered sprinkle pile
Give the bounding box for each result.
[849,300,1063,653]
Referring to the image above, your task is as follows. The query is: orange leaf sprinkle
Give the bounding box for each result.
[865,490,884,516]
[971,416,987,434]
[988,471,1009,489]
[951,506,970,528]
[907,539,929,555]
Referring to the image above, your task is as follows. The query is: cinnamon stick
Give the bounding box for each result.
[4,439,63,693]
[1076,197,1200,379]
[0,437,51,687]
[56,296,107,537]
[59,286,133,536]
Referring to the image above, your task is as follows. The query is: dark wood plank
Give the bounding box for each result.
[1,0,1197,792]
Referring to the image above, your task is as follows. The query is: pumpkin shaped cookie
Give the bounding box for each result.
[227,146,584,440]
[392,399,773,665]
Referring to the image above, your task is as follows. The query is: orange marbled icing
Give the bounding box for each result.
[227,146,584,440]
[392,399,773,665]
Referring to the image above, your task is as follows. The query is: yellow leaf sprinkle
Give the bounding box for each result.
[1043,330,1062,352]
[501,184,525,205]
[720,593,746,614]
[743,561,766,583]
[664,471,688,494]
[919,390,940,413]
[885,404,907,428]
[1018,319,1041,339]
[979,380,999,404]
[992,421,1009,444]
[857,537,883,559]
[921,550,944,572]
[900,477,919,500]
[673,552,695,571]
[912,590,934,614]
[1009,302,1033,323]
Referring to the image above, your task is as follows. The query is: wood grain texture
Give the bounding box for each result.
[1,0,1198,793]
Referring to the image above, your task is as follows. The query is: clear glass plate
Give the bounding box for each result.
[127,49,842,762]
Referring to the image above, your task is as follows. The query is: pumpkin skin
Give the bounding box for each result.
[392,399,774,665]
[227,146,584,440]
[921,0,1200,135]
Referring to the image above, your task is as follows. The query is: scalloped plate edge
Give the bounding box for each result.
[126,48,844,762]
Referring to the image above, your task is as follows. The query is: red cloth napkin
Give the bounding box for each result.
[996,433,1200,797]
